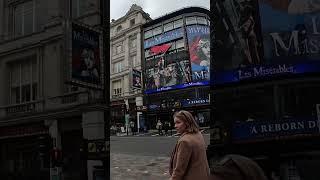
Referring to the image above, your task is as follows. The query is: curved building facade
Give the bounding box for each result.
[142,7,210,130]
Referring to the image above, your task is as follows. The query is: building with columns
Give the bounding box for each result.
[110,4,151,132]
[0,0,108,179]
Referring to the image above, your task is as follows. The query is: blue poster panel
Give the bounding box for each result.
[186,25,210,82]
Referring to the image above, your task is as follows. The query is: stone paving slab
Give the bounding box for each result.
[111,153,170,180]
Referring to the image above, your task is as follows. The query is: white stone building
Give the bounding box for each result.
[110,4,151,132]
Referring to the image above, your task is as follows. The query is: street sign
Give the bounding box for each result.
[87,139,108,160]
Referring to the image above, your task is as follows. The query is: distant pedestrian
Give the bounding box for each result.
[164,121,170,136]
[169,110,209,180]
[156,120,163,136]
[130,120,135,135]
[210,154,268,180]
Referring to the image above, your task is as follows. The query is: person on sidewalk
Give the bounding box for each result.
[129,120,135,136]
[156,119,163,136]
[169,110,210,180]
[210,154,268,180]
[164,121,170,136]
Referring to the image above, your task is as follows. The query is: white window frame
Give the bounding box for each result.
[186,16,197,25]
[197,16,208,25]
[174,19,183,28]
[164,22,174,32]
[112,80,122,96]
[144,30,153,39]
[113,61,123,73]
[153,26,162,36]
[132,55,139,67]
[130,38,137,48]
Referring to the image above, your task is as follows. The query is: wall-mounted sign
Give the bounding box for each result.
[181,98,210,107]
[132,69,142,89]
[232,118,320,142]
[144,28,184,49]
[67,22,104,89]
[86,139,108,160]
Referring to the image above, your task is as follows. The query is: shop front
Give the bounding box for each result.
[0,123,50,180]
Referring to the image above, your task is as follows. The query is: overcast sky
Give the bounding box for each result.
[110,0,210,20]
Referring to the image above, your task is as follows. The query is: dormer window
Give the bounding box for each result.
[117,25,122,32]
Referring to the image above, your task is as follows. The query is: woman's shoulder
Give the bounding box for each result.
[179,132,200,142]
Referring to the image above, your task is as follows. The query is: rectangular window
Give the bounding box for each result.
[186,16,197,25]
[14,1,35,37]
[130,19,135,26]
[112,80,122,96]
[116,42,123,54]
[113,61,123,73]
[132,55,139,67]
[174,19,183,28]
[9,58,38,104]
[197,16,208,25]
[176,39,185,49]
[72,0,88,18]
[144,30,153,39]
[164,22,174,32]
[153,26,162,36]
[130,38,137,48]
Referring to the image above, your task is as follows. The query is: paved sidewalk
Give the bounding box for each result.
[110,153,170,180]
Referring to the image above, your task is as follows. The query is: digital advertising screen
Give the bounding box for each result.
[144,25,210,94]
[213,0,320,86]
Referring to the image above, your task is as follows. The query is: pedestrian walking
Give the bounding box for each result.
[169,110,210,180]
[210,154,268,180]
[164,121,170,136]
[156,119,163,136]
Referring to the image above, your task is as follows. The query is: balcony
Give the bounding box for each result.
[0,100,45,118]
[0,91,104,119]
[46,91,92,110]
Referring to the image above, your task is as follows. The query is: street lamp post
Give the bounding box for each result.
[100,0,110,178]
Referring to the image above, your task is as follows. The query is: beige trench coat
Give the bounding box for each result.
[169,132,210,180]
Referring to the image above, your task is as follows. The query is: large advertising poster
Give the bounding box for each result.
[71,23,103,88]
[260,0,320,60]
[132,69,142,89]
[145,56,192,94]
[186,25,211,82]
[213,0,320,85]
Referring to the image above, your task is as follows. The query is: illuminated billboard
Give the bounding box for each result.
[144,25,210,94]
[213,0,320,85]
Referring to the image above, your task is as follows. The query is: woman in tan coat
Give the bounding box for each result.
[169,110,210,180]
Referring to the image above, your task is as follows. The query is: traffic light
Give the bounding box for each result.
[38,135,53,168]
[50,147,63,167]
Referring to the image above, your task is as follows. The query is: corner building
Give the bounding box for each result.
[0,0,108,179]
[142,7,210,129]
